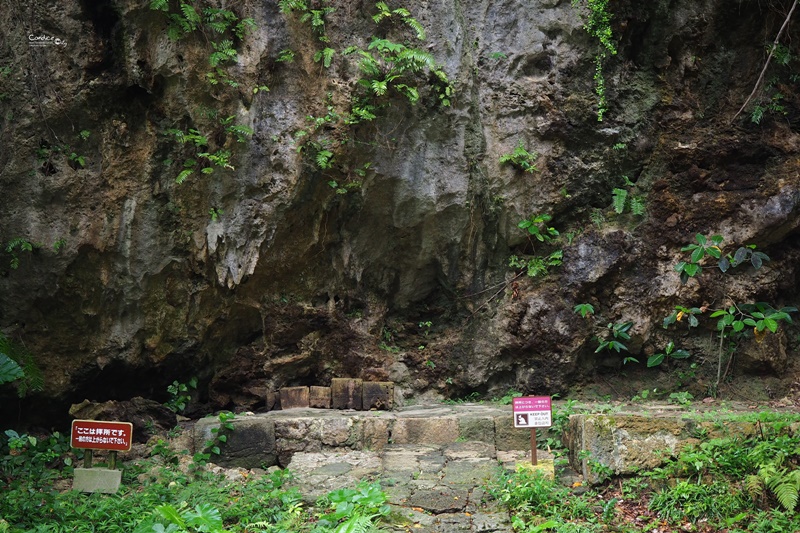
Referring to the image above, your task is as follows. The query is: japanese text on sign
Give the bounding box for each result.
[512,396,552,428]
[71,420,133,451]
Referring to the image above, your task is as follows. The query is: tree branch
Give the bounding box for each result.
[732,0,798,122]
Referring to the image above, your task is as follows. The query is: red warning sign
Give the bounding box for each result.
[70,420,133,451]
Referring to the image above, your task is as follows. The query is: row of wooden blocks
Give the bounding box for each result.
[274,378,394,411]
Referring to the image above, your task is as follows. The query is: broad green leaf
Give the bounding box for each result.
[718,257,730,272]
[732,321,745,332]
[684,263,700,276]
[647,353,665,367]
[695,233,707,245]
[671,349,691,359]
[751,253,763,269]
[155,505,186,528]
[689,315,699,327]
[765,318,778,333]
[733,247,748,265]
[690,247,705,263]
[0,353,24,384]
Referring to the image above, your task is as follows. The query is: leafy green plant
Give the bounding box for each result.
[0,333,43,397]
[675,234,770,284]
[314,482,390,532]
[193,411,235,466]
[595,321,632,354]
[166,377,198,413]
[0,354,24,385]
[5,238,35,269]
[499,141,538,173]
[662,305,705,329]
[674,233,724,283]
[279,0,335,42]
[748,464,800,512]
[573,303,595,318]
[277,49,296,62]
[647,341,690,368]
[164,120,250,183]
[135,502,229,533]
[667,391,694,405]
[709,302,795,394]
[571,0,617,120]
[508,250,563,278]
[344,36,452,111]
[372,1,426,40]
[611,186,645,216]
[518,213,559,243]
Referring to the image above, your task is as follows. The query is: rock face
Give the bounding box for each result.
[1,0,800,421]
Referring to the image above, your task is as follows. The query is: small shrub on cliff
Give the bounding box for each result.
[499,141,538,173]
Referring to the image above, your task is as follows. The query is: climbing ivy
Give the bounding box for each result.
[571,0,617,121]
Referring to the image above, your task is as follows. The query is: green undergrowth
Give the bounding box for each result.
[0,428,393,533]
[488,418,800,533]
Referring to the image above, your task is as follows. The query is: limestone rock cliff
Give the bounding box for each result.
[1,0,799,423]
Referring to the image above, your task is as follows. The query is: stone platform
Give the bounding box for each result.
[192,403,550,469]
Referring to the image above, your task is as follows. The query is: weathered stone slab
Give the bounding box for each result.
[320,417,355,447]
[280,387,310,409]
[274,418,322,466]
[309,386,331,408]
[567,414,687,483]
[361,416,391,450]
[457,415,495,444]
[392,416,458,445]
[194,415,277,469]
[73,468,122,493]
[362,381,394,410]
[331,378,363,410]
[493,415,533,451]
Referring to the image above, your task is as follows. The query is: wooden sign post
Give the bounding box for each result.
[70,420,133,494]
[512,396,552,465]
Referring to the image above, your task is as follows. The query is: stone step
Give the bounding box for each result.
[566,407,800,483]
[192,404,549,469]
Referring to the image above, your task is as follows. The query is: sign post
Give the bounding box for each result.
[70,420,133,494]
[512,396,552,465]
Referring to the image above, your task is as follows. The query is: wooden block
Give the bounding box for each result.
[309,386,331,408]
[279,387,309,409]
[362,381,394,410]
[331,378,363,410]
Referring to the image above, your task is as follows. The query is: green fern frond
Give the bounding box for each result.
[316,150,334,169]
[745,474,764,500]
[404,17,426,40]
[149,0,168,11]
[371,80,387,96]
[763,466,800,512]
[314,47,336,68]
[611,188,627,214]
[630,196,646,215]
[176,169,193,184]
[180,2,201,23]
[207,21,227,33]
[358,54,382,77]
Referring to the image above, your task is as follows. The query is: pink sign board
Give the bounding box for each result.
[512,396,552,428]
